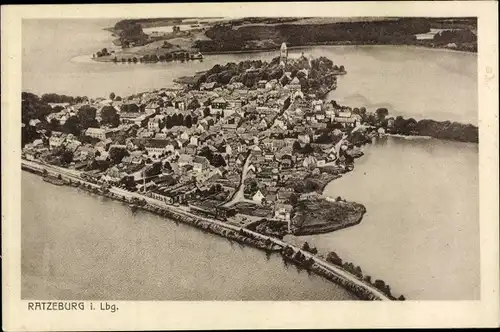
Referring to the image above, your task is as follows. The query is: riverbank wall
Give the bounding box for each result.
[22,160,396,301]
[292,210,364,236]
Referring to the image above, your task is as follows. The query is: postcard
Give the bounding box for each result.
[2,1,499,330]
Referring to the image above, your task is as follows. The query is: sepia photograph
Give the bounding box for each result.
[2,2,499,330]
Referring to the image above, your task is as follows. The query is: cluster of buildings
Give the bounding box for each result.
[23,49,364,223]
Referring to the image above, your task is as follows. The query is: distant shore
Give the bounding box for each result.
[89,41,476,66]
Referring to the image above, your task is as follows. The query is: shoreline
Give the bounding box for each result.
[86,42,476,66]
[202,43,477,55]
[21,159,396,301]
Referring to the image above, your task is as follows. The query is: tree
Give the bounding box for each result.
[326,251,342,266]
[100,106,120,127]
[49,118,60,130]
[22,92,53,124]
[374,279,386,291]
[109,147,129,164]
[292,140,302,152]
[110,92,116,100]
[302,143,313,155]
[144,162,162,177]
[60,149,74,165]
[166,115,173,129]
[77,105,98,129]
[62,116,82,136]
[280,75,290,86]
[203,107,211,117]
[185,115,193,128]
[211,153,226,168]
[187,99,201,110]
[376,108,389,120]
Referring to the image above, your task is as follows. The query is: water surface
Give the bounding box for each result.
[286,137,479,300]
[22,171,357,300]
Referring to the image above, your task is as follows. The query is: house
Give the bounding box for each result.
[148,115,165,132]
[85,128,109,140]
[144,139,175,156]
[180,130,191,141]
[252,189,265,204]
[264,153,275,161]
[189,136,199,146]
[192,156,210,173]
[257,80,267,89]
[276,189,293,203]
[303,156,318,168]
[29,119,41,127]
[200,82,216,91]
[227,98,246,109]
[178,154,194,167]
[265,79,278,90]
[222,123,238,132]
[298,134,311,144]
[65,138,82,151]
[49,132,66,149]
[299,192,319,201]
[334,110,357,127]
[274,204,293,222]
[211,97,227,111]
[316,159,326,167]
[145,103,160,114]
[48,102,70,109]
[133,114,149,127]
[288,77,302,91]
[173,99,186,111]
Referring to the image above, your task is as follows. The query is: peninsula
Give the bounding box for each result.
[22,44,476,300]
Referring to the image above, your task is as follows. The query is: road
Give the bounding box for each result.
[223,153,253,207]
[243,227,391,300]
[22,158,391,301]
[334,133,348,158]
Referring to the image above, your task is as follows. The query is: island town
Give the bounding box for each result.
[21,42,477,301]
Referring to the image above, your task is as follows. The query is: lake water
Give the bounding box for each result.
[21,19,479,300]
[22,171,357,300]
[285,136,479,300]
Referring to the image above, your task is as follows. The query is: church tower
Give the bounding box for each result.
[280,42,288,67]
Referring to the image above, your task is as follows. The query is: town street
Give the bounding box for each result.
[223,153,254,207]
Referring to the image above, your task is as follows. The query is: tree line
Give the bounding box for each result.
[198,18,432,52]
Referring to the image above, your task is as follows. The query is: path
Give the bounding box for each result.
[223,153,253,207]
